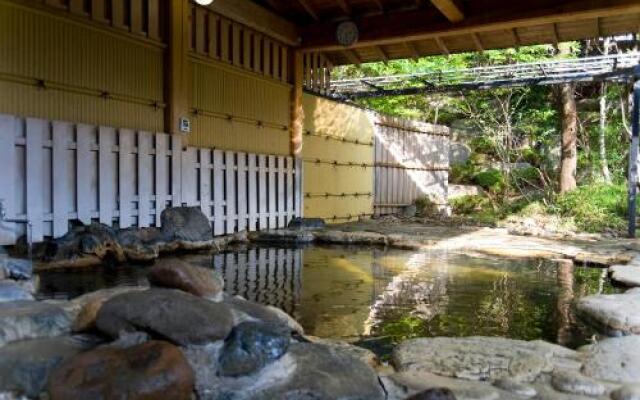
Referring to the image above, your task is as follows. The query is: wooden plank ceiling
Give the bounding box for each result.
[251,0,640,65]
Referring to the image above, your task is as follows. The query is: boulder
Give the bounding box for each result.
[47,340,195,400]
[609,265,640,287]
[96,288,233,346]
[405,388,457,400]
[573,252,633,267]
[303,336,380,369]
[249,229,315,244]
[147,258,224,299]
[43,223,125,268]
[449,142,472,166]
[0,335,101,398]
[225,295,304,335]
[381,371,503,400]
[116,227,163,262]
[401,204,418,218]
[0,258,32,281]
[218,321,290,377]
[71,286,148,332]
[287,218,325,230]
[0,282,34,303]
[0,301,70,347]
[161,207,213,245]
[392,337,580,382]
[580,336,640,383]
[492,377,537,398]
[550,370,605,397]
[576,288,640,335]
[315,230,388,246]
[611,384,640,400]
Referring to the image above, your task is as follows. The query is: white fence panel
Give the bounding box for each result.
[373,115,450,216]
[0,114,302,245]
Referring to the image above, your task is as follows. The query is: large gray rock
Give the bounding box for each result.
[0,282,33,303]
[192,342,385,400]
[315,230,388,246]
[249,229,315,244]
[609,265,640,287]
[392,337,580,382]
[287,218,325,231]
[580,336,640,383]
[218,321,290,377]
[550,369,605,397]
[382,371,505,400]
[161,207,213,244]
[0,258,32,281]
[225,295,304,335]
[576,288,640,335]
[116,227,163,262]
[96,288,233,346]
[0,301,70,347]
[0,335,101,398]
[611,384,640,400]
[449,142,472,165]
[43,223,125,268]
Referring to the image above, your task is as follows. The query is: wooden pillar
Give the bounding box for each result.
[628,79,640,238]
[290,51,304,156]
[166,0,191,136]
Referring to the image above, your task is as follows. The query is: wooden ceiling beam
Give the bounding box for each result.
[430,0,464,23]
[435,37,450,55]
[335,0,352,15]
[343,49,362,64]
[551,23,560,45]
[472,33,484,52]
[510,28,521,49]
[209,0,299,46]
[299,0,640,51]
[296,0,320,20]
[375,45,390,62]
[405,41,421,59]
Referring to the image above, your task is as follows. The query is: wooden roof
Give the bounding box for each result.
[246,0,640,65]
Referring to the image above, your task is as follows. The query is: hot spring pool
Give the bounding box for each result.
[36,245,617,354]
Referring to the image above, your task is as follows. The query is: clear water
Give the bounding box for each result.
[36,245,617,353]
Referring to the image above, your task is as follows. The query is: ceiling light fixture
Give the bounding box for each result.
[195,0,213,5]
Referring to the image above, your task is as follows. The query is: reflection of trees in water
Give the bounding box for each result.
[555,260,575,346]
[365,251,450,337]
[212,247,302,315]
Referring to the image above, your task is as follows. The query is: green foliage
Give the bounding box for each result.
[449,161,478,184]
[473,169,505,192]
[414,196,437,217]
[552,184,630,232]
[449,195,489,215]
[510,167,542,188]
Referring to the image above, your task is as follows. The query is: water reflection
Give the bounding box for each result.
[37,245,617,349]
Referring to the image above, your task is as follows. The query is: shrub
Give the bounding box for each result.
[552,183,630,232]
[449,195,487,215]
[414,196,437,217]
[510,167,541,188]
[473,169,505,193]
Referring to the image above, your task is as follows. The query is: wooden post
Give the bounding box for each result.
[290,50,304,157]
[166,0,191,136]
[290,51,304,156]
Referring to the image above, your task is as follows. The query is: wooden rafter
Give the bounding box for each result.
[551,23,560,45]
[510,28,521,49]
[472,33,484,52]
[335,0,352,15]
[430,0,464,22]
[435,37,450,55]
[375,45,390,62]
[595,17,601,37]
[343,49,362,64]
[300,0,640,51]
[405,41,420,59]
[297,0,320,20]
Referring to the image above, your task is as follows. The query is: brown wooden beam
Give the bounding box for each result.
[343,49,362,64]
[405,41,421,59]
[430,0,464,22]
[510,27,521,49]
[166,0,190,136]
[209,0,300,46]
[435,37,450,55]
[300,0,640,51]
[335,0,352,15]
[297,0,320,20]
[472,32,484,51]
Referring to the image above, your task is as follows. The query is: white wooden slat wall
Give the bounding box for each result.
[373,116,450,216]
[0,114,302,245]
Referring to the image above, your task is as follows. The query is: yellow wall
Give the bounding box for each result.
[188,58,291,155]
[0,1,164,132]
[302,94,375,222]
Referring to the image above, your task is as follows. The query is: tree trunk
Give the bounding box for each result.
[599,82,612,182]
[555,83,578,193]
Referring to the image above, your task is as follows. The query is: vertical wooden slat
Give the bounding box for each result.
[181,147,197,206]
[119,129,135,229]
[69,0,86,15]
[52,122,72,237]
[264,39,272,77]
[248,154,258,231]
[171,135,182,207]
[237,152,247,232]
[208,13,219,58]
[213,149,225,235]
[258,154,268,229]
[0,115,17,245]
[155,133,168,226]
[220,18,230,63]
[98,126,116,226]
[225,151,236,234]
[268,155,277,228]
[281,46,288,82]
[200,149,212,219]
[273,44,281,81]
[253,34,262,73]
[138,131,152,227]
[112,0,126,30]
[243,30,252,70]
[147,0,160,40]
[76,124,93,225]
[294,157,303,217]
[26,119,45,242]
[91,0,106,22]
[286,157,294,221]
[195,7,207,55]
[277,156,285,227]
[232,24,242,67]
[130,0,144,35]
